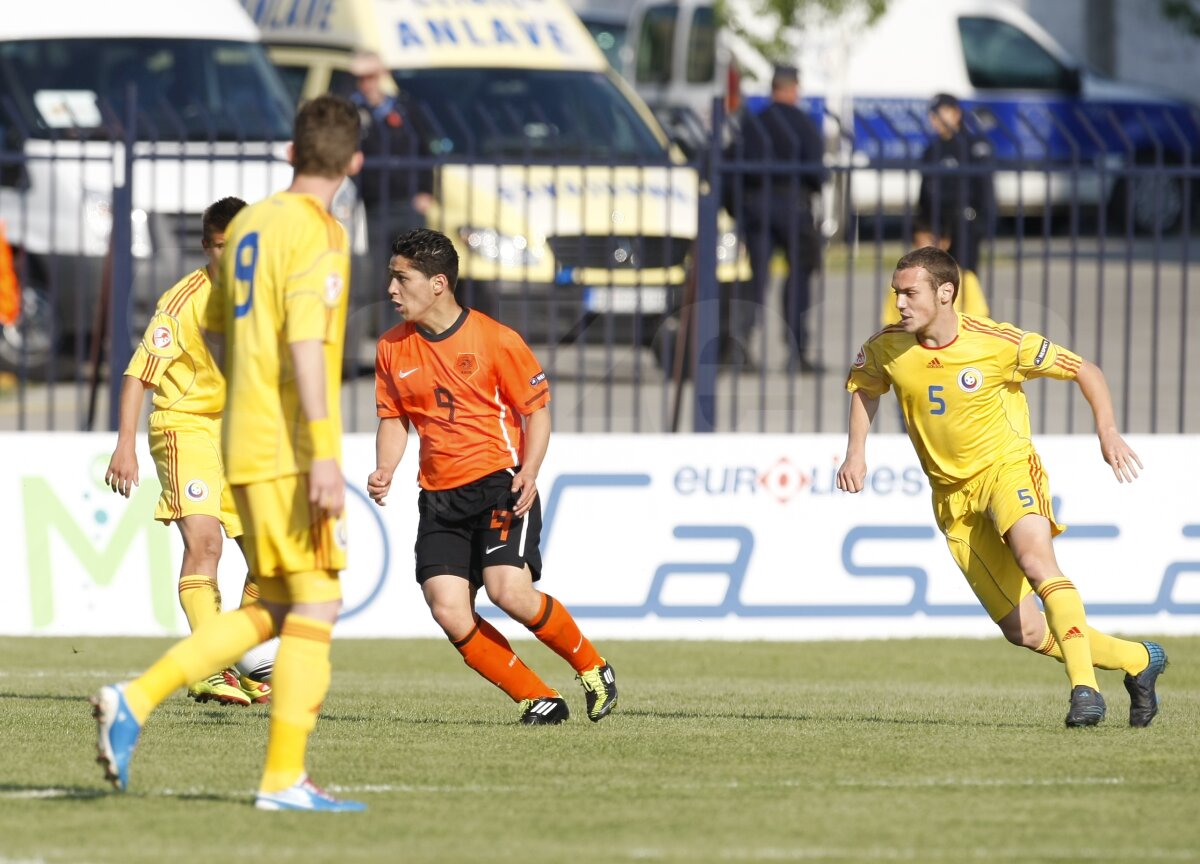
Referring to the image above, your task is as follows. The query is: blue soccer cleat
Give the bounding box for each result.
[90,684,142,791]
[255,775,367,812]
[1124,641,1168,727]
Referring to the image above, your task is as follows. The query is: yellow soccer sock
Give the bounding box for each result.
[123,605,275,724]
[1090,631,1151,675]
[1033,618,1148,674]
[260,615,333,794]
[1036,577,1099,689]
[1033,623,1062,660]
[238,574,260,609]
[177,575,222,631]
[123,656,188,724]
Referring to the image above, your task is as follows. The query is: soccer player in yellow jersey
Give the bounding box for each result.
[836,246,1167,728]
[92,95,365,811]
[104,196,273,708]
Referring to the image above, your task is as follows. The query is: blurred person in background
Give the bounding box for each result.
[349,50,433,296]
[914,93,994,295]
[723,65,827,373]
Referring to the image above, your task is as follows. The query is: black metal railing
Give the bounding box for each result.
[1,94,1196,435]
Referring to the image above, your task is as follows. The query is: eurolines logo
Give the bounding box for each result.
[673,457,926,504]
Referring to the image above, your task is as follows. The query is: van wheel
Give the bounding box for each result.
[0,287,61,378]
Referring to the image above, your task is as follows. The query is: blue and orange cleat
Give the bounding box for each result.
[90,684,142,791]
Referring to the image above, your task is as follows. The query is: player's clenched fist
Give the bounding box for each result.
[367,467,393,506]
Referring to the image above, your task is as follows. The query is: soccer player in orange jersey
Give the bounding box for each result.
[104,196,272,708]
[836,246,1167,728]
[368,228,617,725]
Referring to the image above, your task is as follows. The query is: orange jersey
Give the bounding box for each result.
[375,308,550,491]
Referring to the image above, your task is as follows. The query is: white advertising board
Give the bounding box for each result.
[2,433,1197,639]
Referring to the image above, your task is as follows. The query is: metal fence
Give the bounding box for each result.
[2,96,1197,435]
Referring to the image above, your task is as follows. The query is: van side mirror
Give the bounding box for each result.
[654,105,707,161]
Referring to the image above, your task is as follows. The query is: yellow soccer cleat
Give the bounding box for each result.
[187,669,251,707]
[239,675,271,704]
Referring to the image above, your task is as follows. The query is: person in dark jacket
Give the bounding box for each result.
[915,93,994,277]
[724,65,827,372]
[349,51,433,292]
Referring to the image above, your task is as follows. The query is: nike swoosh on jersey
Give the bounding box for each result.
[485,544,507,554]
[398,368,420,379]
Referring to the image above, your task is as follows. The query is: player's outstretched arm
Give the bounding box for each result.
[368,417,409,507]
[105,375,151,498]
[1075,359,1143,483]
[291,338,345,516]
[836,389,878,494]
[511,406,549,517]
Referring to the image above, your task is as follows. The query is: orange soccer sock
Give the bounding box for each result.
[123,605,275,724]
[453,617,552,701]
[260,615,333,794]
[177,575,222,632]
[525,594,603,674]
[1036,577,1099,690]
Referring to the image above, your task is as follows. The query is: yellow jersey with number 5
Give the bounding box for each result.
[208,191,350,484]
[846,314,1082,491]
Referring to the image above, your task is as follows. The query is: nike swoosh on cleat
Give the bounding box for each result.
[485,544,507,554]
[398,368,420,379]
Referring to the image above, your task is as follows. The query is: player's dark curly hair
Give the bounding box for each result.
[895,246,960,302]
[201,196,246,246]
[391,228,459,290]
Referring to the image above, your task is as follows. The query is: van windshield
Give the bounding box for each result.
[394,68,669,162]
[0,38,293,140]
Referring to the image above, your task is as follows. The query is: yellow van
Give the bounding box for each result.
[243,0,748,350]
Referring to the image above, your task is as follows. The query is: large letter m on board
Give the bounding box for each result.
[23,477,176,630]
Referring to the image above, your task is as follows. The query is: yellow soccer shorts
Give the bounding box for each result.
[933,451,1066,621]
[148,410,242,538]
[232,473,346,604]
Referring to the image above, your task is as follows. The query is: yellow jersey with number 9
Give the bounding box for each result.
[208,191,349,485]
[846,314,1082,491]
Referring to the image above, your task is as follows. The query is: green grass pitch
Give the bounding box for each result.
[1,635,1197,863]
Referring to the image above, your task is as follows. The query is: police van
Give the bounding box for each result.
[623,0,1200,234]
[244,0,749,352]
[0,0,296,375]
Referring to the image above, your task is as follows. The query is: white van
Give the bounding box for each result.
[246,0,749,351]
[0,0,295,374]
[624,0,1200,234]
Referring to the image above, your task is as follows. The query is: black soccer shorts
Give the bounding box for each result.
[414,467,543,586]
